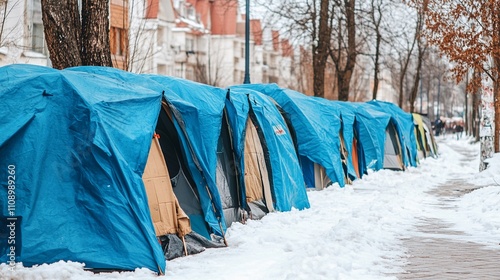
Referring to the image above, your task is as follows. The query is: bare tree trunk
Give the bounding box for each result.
[409,13,426,113]
[409,48,425,112]
[81,0,112,66]
[372,32,381,100]
[494,76,500,152]
[41,0,82,69]
[313,0,332,98]
[369,0,383,100]
[41,0,111,69]
[335,0,357,101]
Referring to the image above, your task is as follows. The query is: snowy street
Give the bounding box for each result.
[2,136,499,280]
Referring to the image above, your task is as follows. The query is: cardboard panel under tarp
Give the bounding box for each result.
[244,118,274,218]
[143,137,191,237]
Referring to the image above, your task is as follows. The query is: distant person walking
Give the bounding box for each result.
[455,123,463,139]
[434,118,443,136]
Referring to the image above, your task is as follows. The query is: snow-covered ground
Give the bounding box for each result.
[2,136,499,280]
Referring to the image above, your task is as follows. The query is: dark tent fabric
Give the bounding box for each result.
[0,65,165,273]
[227,87,310,211]
[233,84,347,188]
[215,111,241,227]
[224,90,251,211]
[367,100,418,168]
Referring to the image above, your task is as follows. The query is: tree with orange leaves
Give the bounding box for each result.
[406,0,500,153]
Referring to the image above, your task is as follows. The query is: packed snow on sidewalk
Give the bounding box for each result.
[1,137,498,280]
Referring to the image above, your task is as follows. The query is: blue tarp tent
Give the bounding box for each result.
[227,87,309,211]
[70,68,231,239]
[313,98,357,181]
[145,75,229,238]
[341,102,392,174]
[234,84,347,188]
[367,100,418,167]
[0,65,165,273]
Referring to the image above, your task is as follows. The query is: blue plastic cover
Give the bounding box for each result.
[228,87,310,211]
[314,98,357,180]
[69,68,229,238]
[234,84,347,187]
[0,65,165,273]
[342,102,391,173]
[367,100,418,167]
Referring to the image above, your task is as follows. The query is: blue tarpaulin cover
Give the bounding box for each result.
[69,68,228,238]
[341,102,391,173]
[234,84,347,187]
[0,65,165,273]
[227,87,310,211]
[367,100,418,167]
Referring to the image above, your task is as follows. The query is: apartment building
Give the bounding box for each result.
[0,0,300,89]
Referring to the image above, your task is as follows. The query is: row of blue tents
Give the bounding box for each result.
[0,64,437,274]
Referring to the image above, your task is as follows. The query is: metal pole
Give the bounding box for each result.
[243,0,251,84]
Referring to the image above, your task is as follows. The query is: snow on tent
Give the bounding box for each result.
[412,113,439,159]
[226,87,309,216]
[342,102,405,172]
[233,84,349,189]
[68,67,235,259]
[367,100,418,168]
[0,64,165,273]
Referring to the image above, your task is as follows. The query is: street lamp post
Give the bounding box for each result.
[243,0,251,84]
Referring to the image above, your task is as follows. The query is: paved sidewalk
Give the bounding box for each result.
[394,143,500,279]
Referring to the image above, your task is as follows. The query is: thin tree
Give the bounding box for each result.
[259,0,333,98]
[408,9,427,113]
[328,0,357,101]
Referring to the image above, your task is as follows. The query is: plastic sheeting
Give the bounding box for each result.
[367,100,418,168]
[228,87,310,211]
[0,65,165,273]
[234,84,347,187]
[341,102,391,174]
[72,66,230,238]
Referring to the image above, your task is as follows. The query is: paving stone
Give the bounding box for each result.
[390,143,500,279]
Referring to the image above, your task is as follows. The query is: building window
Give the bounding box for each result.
[157,64,166,75]
[185,38,194,52]
[157,27,164,47]
[31,23,46,54]
[186,6,195,20]
[110,27,128,56]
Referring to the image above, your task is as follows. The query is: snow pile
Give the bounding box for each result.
[452,148,500,246]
